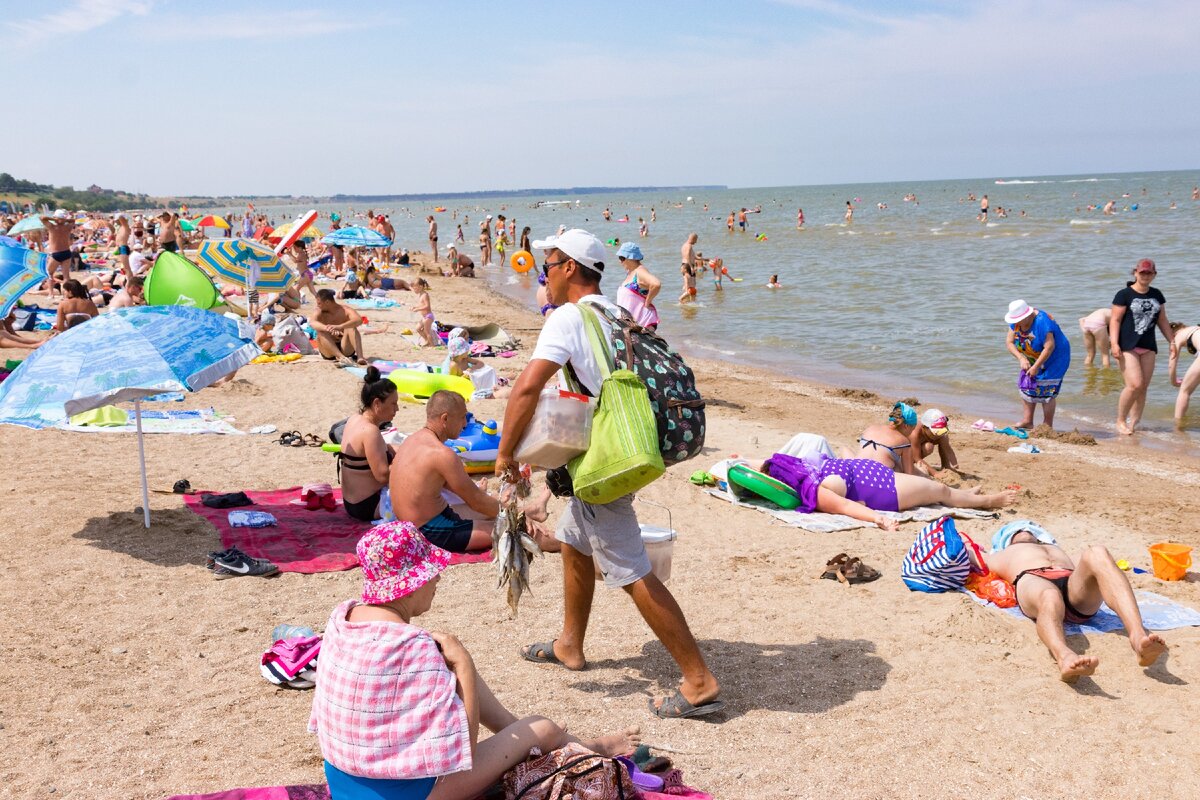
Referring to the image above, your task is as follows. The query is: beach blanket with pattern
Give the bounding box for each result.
[963,589,1200,634]
[184,487,491,573]
[704,489,998,532]
[60,407,244,435]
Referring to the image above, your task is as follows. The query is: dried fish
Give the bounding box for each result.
[493,472,539,617]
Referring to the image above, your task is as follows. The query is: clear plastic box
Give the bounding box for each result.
[514,386,595,468]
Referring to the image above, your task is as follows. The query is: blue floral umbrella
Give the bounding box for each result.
[0,306,261,526]
[0,241,49,318]
[321,226,392,248]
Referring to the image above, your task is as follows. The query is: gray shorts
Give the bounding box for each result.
[556,494,650,588]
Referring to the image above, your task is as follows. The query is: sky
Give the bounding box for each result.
[2,0,1198,196]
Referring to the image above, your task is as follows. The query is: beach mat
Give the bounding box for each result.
[963,588,1200,635]
[704,489,997,532]
[165,785,329,800]
[183,487,492,573]
[60,407,244,435]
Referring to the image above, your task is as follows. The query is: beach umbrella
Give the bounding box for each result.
[0,241,49,318]
[0,306,261,527]
[6,216,44,235]
[321,226,392,248]
[177,218,198,232]
[194,215,230,229]
[195,238,294,291]
[268,219,323,242]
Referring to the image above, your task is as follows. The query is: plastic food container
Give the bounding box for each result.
[594,524,677,584]
[514,387,595,468]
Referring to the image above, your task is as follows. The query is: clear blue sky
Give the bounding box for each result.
[3,0,1197,196]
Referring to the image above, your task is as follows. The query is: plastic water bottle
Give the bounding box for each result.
[272,624,316,642]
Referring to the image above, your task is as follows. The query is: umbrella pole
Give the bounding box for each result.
[135,399,151,528]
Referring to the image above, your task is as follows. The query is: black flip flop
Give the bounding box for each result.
[649,689,725,720]
[520,640,585,671]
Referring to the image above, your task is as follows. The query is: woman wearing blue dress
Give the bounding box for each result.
[1005,299,1071,429]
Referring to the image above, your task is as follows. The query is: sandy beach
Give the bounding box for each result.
[3,257,1198,800]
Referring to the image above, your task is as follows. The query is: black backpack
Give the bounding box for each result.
[581,301,705,465]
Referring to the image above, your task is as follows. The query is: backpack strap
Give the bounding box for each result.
[575,302,614,380]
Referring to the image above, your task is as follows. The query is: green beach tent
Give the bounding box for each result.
[144,251,223,310]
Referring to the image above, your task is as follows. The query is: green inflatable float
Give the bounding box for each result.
[728,463,801,509]
[145,251,223,310]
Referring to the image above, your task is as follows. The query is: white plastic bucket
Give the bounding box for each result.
[593,524,677,584]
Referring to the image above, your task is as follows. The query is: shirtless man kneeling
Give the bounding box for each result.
[311,288,367,365]
[389,390,496,553]
[983,523,1168,682]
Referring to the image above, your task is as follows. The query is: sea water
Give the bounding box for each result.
[250,168,1200,453]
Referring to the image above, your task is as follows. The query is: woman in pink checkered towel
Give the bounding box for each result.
[309,521,640,800]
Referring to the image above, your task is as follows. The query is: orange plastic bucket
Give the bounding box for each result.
[1149,542,1192,581]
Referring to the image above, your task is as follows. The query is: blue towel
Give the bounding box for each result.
[144,392,185,402]
[228,510,278,528]
[965,589,1200,635]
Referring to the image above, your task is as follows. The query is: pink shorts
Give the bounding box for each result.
[1132,347,1152,355]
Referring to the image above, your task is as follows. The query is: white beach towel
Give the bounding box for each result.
[704,489,997,533]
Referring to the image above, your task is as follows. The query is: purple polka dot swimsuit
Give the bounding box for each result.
[817,458,899,512]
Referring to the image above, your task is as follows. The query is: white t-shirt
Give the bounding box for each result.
[129,251,152,276]
[530,294,618,396]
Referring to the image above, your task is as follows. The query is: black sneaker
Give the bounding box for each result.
[213,551,280,579]
[205,548,236,570]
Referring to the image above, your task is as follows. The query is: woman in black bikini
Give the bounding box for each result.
[340,367,400,522]
[1169,322,1200,429]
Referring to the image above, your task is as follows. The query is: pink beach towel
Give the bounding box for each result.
[184,487,492,573]
[165,786,329,800]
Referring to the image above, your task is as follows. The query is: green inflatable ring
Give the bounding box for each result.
[144,251,223,310]
[728,464,801,509]
[388,369,474,401]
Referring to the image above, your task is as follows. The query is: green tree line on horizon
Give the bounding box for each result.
[1,171,157,213]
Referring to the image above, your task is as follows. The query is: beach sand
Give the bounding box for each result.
[3,258,1198,799]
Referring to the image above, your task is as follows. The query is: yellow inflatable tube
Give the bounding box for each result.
[388,369,474,401]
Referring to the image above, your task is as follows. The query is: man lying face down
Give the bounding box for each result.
[979,522,1168,683]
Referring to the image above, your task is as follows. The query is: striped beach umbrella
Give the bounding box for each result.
[194,215,230,229]
[195,238,294,291]
[268,219,323,242]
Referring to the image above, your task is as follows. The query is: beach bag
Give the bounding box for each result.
[901,516,971,592]
[273,315,315,355]
[564,306,664,505]
[504,742,636,800]
[260,635,321,689]
[578,301,705,465]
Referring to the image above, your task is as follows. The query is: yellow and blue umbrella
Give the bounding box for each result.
[195,238,294,291]
[269,219,323,242]
[0,241,49,318]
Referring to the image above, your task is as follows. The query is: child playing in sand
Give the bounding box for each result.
[410,278,435,347]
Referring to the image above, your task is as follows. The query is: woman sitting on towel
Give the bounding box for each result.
[363,264,411,294]
[763,454,1017,532]
[310,523,639,800]
[339,367,399,522]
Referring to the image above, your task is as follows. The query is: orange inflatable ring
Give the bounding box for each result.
[510,250,535,273]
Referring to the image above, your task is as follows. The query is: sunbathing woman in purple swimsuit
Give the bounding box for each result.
[764,455,1018,531]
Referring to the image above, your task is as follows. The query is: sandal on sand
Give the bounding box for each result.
[520,640,584,671]
[649,689,725,720]
[820,553,881,584]
[303,433,327,448]
[276,430,303,446]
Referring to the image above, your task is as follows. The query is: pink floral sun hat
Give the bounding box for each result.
[357,521,451,605]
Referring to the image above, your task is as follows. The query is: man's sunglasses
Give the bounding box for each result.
[541,258,570,278]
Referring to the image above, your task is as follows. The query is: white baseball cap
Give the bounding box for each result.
[532,228,606,273]
[921,408,949,435]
